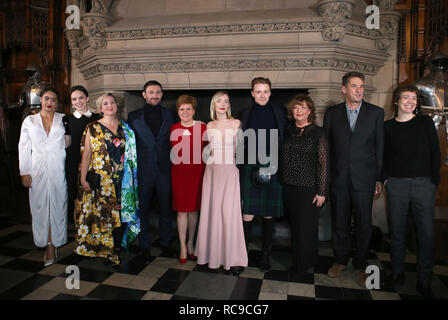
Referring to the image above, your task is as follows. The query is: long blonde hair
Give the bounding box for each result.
[210,90,232,120]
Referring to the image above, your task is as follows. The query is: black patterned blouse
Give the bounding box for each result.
[279,123,329,196]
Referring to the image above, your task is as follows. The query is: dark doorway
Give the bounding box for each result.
[128,88,308,123]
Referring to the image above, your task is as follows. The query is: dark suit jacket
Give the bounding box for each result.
[239,103,286,167]
[323,101,384,192]
[127,106,176,186]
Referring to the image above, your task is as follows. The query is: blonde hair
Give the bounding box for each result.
[96,93,117,114]
[210,91,232,120]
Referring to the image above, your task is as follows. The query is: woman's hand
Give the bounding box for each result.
[21,175,32,188]
[80,179,91,192]
[312,195,326,207]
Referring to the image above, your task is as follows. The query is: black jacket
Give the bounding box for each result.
[323,101,384,192]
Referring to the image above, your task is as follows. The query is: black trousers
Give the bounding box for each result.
[138,174,172,250]
[284,185,320,273]
[330,186,373,270]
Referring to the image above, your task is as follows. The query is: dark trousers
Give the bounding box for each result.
[68,199,75,224]
[113,222,127,249]
[331,185,374,270]
[284,185,320,273]
[138,173,172,250]
[386,177,435,285]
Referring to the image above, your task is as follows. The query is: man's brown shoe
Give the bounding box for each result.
[356,270,368,288]
[327,263,347,278]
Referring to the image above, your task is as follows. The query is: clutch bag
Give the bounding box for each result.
[86,171,101,190]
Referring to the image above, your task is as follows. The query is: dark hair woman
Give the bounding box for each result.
[280,94,329,280]
[18,87,69,267]
[63,85,102,224]
[383,84,440,298]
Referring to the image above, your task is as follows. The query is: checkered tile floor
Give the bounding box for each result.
[1,217,447,300]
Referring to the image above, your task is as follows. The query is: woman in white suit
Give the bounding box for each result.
[18,87,69,267]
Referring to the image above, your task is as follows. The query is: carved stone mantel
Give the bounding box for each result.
[67,0,400,116]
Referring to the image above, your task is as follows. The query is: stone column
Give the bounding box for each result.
[308,88,342,125]
[64,29,84,60]
[81,12,113,50]
[308,88,342,241]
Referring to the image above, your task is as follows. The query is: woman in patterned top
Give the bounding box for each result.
[279,94,329,281]
[74,93,140,269]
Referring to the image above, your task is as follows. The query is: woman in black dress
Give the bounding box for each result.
[280,94,329,281]
[63,86,101,223]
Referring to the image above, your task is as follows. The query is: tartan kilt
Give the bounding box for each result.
[240,165,284,217]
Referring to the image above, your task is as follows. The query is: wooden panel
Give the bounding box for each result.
[436,119,448,206]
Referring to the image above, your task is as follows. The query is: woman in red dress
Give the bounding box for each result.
[170,95,206,263]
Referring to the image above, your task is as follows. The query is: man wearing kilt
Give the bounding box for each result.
[239,77,286,272]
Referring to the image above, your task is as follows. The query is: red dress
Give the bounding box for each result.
[170,121,207,212]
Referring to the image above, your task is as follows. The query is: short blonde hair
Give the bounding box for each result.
[210,91,232,120]
[96,93,117,114]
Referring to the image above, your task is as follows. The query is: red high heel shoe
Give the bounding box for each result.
[179,250,187,264]
[188,253,195,261]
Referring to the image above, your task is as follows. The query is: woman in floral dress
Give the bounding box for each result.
[74,93,140,268]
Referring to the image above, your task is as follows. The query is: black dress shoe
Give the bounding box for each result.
[139,249,152,264]
[391,273,405,286]
[416,281,434,299]
[289,272,306,283]
[230,266,244,276]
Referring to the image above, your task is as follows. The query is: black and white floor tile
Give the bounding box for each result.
[0,216,447,301]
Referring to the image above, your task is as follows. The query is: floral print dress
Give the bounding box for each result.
[74,121,127,265]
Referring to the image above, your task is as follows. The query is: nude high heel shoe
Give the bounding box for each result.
[43,242,57,267]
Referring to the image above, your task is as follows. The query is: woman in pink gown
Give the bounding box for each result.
[195,91,247,275]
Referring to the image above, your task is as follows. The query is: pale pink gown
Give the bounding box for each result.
[195,126,248,270]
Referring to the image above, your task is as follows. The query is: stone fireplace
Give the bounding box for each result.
[65,0,401,234]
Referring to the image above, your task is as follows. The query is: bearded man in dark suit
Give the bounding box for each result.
[128,80,176,261]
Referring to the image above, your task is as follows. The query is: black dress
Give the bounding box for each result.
[63,112,102,213]
[280,122,329,275]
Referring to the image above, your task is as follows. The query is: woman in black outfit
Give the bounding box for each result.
[383,84,440,298]
[63,86,101,223]
[280,94,329,280]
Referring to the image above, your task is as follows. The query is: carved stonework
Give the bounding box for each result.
[91,0,108,14]
[322,25,346,42]
[316,0,355,41]
[106,21,381,41]
[79,57,380,79]
[64,29,84,60]
[375,12,400,51]
[376,0,398,10]
[81,13,113,50]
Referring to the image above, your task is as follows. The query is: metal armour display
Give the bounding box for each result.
[415,52,448,165]
[17,63,49,118]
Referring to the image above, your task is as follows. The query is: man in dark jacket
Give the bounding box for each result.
[128,80,176,261]
[323,72,384,287]
[239,77,286,272]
